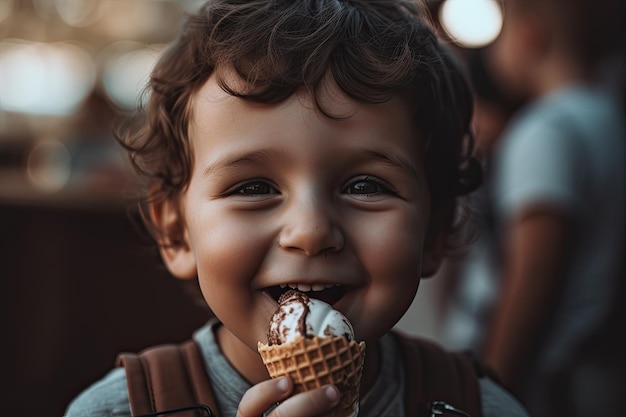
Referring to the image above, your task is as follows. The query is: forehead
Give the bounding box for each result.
[193,69,415,116]
[187,73,424,169]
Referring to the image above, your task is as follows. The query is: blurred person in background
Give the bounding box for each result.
[438,0,625,415]
[472,0,626,415]
[437,47,524,357]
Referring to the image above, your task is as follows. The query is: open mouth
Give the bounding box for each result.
[266,284,346,306]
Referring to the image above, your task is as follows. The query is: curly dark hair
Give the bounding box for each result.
[118,0,481,250]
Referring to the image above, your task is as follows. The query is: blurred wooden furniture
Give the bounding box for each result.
[1,200,210,417]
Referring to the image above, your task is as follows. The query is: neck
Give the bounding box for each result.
[216,325,270,383]
[529,54,592,97]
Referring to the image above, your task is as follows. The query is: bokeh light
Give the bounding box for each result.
[26,138,72,193]
[54,0,109,28]
[101,41,163,110]
[439,0,503,48]
[0,40,96,116]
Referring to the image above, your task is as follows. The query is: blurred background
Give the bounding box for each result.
[0,0,507,415]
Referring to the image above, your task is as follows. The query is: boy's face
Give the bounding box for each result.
[157,74,443,355]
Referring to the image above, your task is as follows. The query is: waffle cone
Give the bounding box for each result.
[258,336,366,417]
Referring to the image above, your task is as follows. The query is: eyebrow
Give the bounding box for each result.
[202,149,281,177]
[201,148,420,179]
[361,149,421,180]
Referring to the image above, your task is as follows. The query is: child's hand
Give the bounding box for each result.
[236,376,341,417]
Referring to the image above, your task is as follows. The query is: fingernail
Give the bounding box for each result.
[325,385,339,402]
[277,377,289,392]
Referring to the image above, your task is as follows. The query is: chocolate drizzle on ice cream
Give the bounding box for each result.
[268,290,354,345]
[259,289,366,417]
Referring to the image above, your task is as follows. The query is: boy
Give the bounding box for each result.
[66,1,528,416]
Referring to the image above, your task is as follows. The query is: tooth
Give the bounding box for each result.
[283,283,341,292]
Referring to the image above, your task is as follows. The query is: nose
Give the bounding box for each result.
[278,197,344,257]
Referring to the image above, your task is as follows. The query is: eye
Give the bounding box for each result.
[232,180,279,196]
[343,176,395,196]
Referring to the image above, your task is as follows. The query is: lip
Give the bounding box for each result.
[264,284,347,306]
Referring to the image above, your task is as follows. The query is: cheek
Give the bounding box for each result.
[191,223,239,276]
[186,210,275,346]
[185,207,266,298]
[366,221,423,295]
[349,209,426,339]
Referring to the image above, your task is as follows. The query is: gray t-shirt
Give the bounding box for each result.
[65,320,528,417]
[494,85,625,416]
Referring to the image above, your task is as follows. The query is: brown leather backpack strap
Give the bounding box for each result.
[117,340,220,417]
[117,351,156,416]
[393,331,482,417]
[179,339,220,416]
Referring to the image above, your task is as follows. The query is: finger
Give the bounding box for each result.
[236,377,292,417]
[269,385,341,417]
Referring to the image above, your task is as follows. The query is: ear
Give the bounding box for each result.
[149,198,197,280]
[421,197,454,278]
[421,230,446,278]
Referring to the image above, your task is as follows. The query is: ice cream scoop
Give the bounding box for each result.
[258,290,366,417]
[268,290,354,345]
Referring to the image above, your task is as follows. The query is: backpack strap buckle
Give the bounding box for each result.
[135,404,214,416]
[430,400,471,417]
